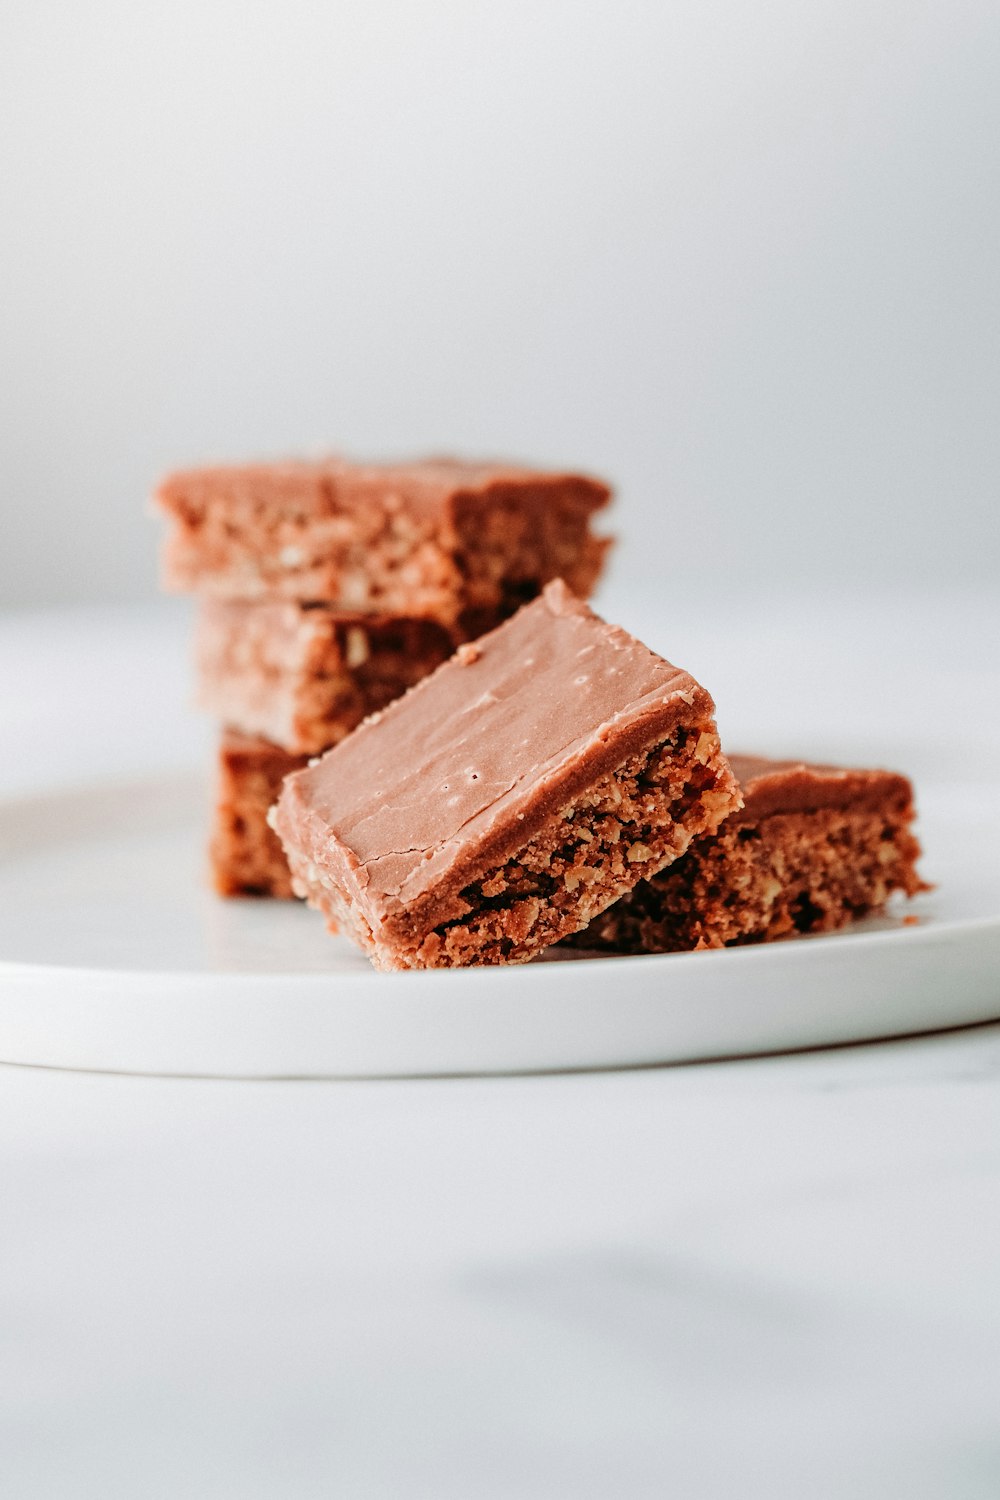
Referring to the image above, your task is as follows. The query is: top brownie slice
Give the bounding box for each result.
[155,457,611,625]
[271,581,739,969]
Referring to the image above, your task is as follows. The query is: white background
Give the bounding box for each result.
[2,0,998,607]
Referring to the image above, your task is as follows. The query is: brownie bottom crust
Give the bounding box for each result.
[572,800,925,955]
[280,725,738,970]
[210,733,307,898]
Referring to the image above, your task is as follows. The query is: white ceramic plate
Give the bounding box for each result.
[0,771,997,1077]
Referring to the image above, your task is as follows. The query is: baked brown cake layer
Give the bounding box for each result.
[571,753,925,953]
[196,600,461,755]
[210,731,308,898]
[156,458,612,624]
[271,581,740,970]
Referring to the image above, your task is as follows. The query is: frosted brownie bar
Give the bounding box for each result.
[155,458,611,625]
[271,581,740,969]
[573,754,925,953]
[196,600,461,755]
[210,731,308,897]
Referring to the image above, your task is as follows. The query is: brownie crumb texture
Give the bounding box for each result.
[157,462,611,624]
[576,802,925,954]
[210,735,307,899]
[196,603,460,755]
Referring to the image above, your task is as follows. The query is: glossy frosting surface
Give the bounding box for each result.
[279,582,713,909]
[157,457,610,519]
[729,754,914,822]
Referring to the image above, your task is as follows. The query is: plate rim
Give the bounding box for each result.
[1,767,998,1077]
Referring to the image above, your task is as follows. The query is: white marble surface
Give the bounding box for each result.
[1,593,999,1499]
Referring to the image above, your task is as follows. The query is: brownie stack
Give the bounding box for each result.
[154,457,613,897]
[268,587,925,970]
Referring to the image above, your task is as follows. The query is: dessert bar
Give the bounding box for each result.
[156,458,611,625]
[271,581,740,970]
[196,600,460,755]
[210,731,308,898]
[573,753,925,953]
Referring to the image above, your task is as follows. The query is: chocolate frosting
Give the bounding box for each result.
[276,582,715,924]
[157,458,610,521]
[729,754,914,822]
